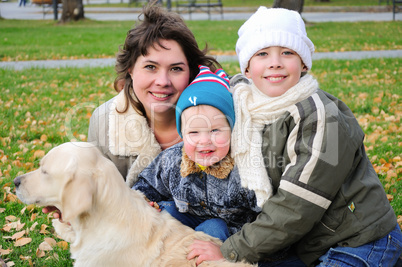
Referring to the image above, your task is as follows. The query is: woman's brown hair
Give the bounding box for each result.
[114,4,221,116]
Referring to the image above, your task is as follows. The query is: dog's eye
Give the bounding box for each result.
[41,169,48,175]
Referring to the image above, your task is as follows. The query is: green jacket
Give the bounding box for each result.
[221,89,397,266]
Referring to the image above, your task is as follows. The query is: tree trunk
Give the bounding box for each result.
[61,0,85,22]
[272,0,304,14]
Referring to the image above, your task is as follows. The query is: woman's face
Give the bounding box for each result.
[130,39,190,119]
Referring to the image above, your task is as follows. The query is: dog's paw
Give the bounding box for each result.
[52,219,76,243]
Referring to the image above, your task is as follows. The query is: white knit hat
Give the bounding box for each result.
[236,7,315,74]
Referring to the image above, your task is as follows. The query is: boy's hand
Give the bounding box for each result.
[148,201,161,212]
[187,240,224,265]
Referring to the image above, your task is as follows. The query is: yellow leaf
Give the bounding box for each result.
[373,97,382,103]
[40,134,48,142]
[6,193,18,203]
[57,241,69,250]
[14,237,32,247]
[386,194,394,202]
[40,224,50,235]
[33,150,45,159]
[392,156,401,163]
[380,136,388,142]
[30,213,37,222]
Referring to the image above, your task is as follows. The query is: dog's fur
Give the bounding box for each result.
[14,142,255,267]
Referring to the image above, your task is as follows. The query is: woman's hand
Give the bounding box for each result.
[42,206,63,221]
[187,240,224,265]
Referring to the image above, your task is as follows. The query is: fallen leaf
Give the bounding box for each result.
[45,238,56,246]
[38,241,53,251]
[11,230,25,240]
[20,206,27,215]
[40,224,50,234]
[57,241,69,250]
[36,248,46,258]
[30,222,38,231]
[5,215,17,222]
[6,193,18,203]
[14,237,32,247]
[0,247,12,255]
[16,220,25,231]
[33,150,45,159]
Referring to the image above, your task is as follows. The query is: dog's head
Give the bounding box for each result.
[14,142,102,222]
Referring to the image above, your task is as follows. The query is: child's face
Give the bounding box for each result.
[245,46,307,97]
[181,105,231,167]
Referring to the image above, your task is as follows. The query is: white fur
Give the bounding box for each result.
[15,142,255,267]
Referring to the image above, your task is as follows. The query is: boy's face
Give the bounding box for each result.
[245,46,307,97]
[181,105,231,167]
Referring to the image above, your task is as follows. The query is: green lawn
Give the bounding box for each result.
[1,20,401,61]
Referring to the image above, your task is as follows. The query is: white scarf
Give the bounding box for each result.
[231,74,319,207]
[109,91,162,188]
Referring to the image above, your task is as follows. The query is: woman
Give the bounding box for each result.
[43,4,220,217]
[88,5,221,188]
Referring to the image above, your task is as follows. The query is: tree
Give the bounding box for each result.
[61,0,85,22]
[272,0,304,14]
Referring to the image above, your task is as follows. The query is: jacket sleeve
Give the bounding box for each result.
[133,150,174,202]
[221,93,365,263]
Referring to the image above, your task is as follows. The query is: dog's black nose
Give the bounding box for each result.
[14,176,21,188]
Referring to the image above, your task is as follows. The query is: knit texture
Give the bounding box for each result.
[231,74,319,207]
[236,7,315,74]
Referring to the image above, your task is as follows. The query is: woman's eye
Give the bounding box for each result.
[145,65,156,70]
[256,52,268,57]
[211,129,219,133]
[171,66,183,72]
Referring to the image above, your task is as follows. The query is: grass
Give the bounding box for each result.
[0,14,401,266]
[1,20,401,61]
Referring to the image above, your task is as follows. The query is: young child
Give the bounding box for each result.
[188,7,402,267]
[133,65,261,242]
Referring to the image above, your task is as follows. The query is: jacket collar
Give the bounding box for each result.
[180,146,234,179]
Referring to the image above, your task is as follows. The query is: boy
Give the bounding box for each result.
[133,66,261,242]
[188,7,402,266]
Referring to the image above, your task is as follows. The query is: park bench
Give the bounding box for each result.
[175,0,223,20]
[31,0,62,19]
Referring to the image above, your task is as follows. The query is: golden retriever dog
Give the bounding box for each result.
[14,142,255,267]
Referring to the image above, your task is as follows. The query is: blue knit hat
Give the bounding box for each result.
[176,65,235,138]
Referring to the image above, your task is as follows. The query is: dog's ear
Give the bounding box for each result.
[61,159,95,222]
